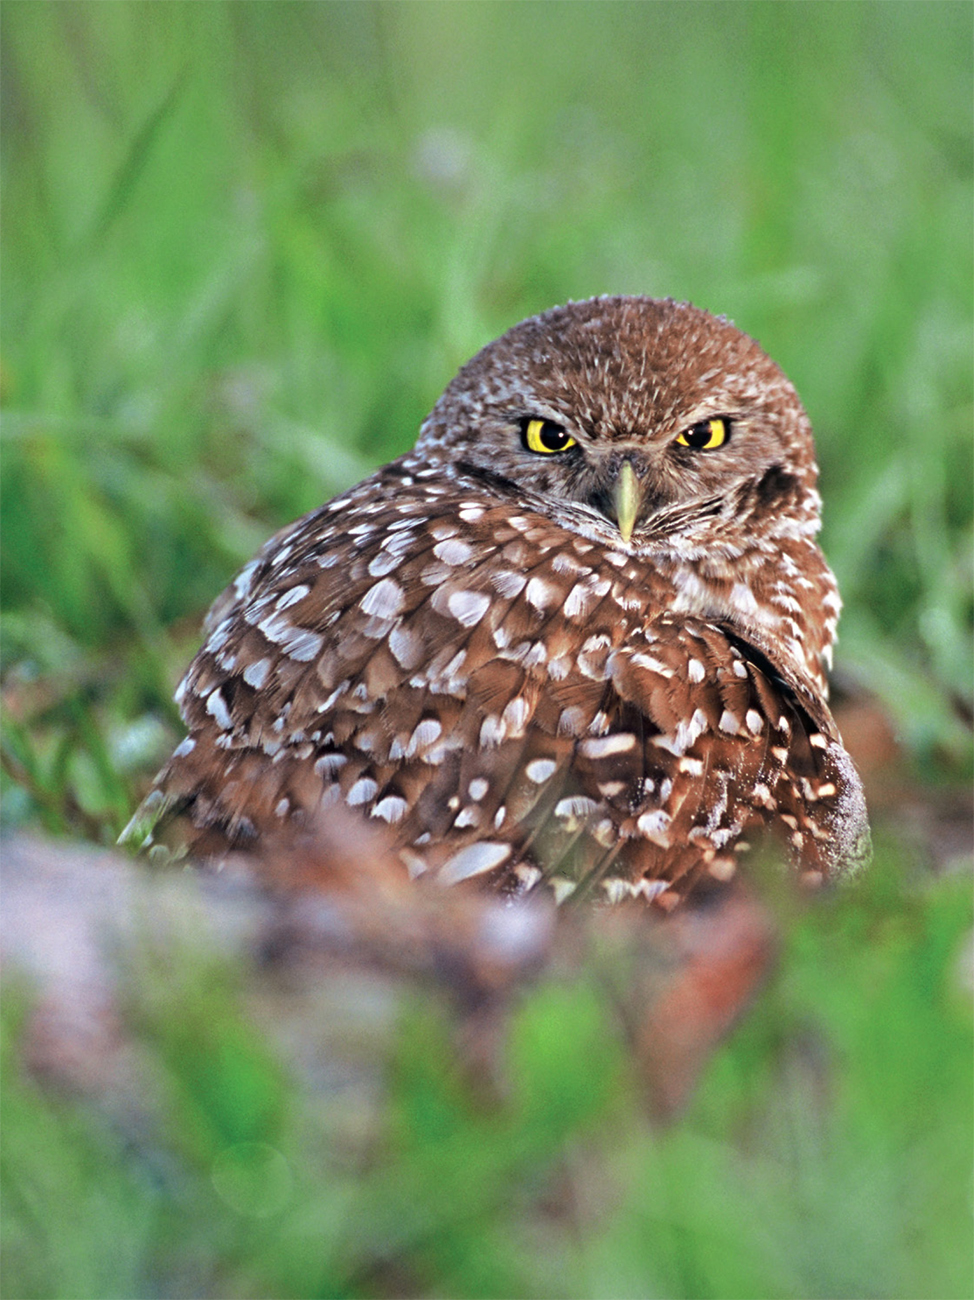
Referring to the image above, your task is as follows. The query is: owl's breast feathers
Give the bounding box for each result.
[126,463,870,906]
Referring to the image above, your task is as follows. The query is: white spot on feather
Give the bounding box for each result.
[602,878,631,904]
[257,611,323,661]
[282,628,323,661]
[360,578,405,619]
[205,620,232,653]
[480,715,505,747]
[676,707,709,752]
[433,538,474,566]
[557,706,586,736]
[547,655,571,681]
[233,560,260,601]
[429,522,459,541]
[406,718,442,756]
[438,841,510,885]
[501,696,530,736]
[346,777,378,806]
[525,576,558,611]
[276,584,310,610]
[243,657,271,689]
[637,809,672,844]
[526,758,556,784]
[491,570,527,599]
[630,652,673,677]
[554,796,599,820]
[367,551,400,577]
[633,879,670,902]
[515,864,543,890]
[579,733,636,758]
[372,795,408,824]
[388,625,423,669]
[447,589,490,627]
[563,583,593,618]
[206,689,231,730]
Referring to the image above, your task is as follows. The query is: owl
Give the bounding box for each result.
[125,296,869,907]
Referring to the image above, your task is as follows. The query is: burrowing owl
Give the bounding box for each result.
[126,297,869,906]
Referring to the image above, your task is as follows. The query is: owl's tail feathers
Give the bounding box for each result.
[118,785,180,858]
[118,785,235,864]
[118,785,237,863]
[820,737,873,879]
[117,730,260,862]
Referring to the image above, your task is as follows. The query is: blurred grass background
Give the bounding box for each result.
[2,0,971,837]
[1,2,971,1297]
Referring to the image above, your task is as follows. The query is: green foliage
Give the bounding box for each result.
[2,862,971,1299]
[1,0,971,835]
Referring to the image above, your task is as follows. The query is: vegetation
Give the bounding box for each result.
[2,850,971,1300]
[1,3,970,1297]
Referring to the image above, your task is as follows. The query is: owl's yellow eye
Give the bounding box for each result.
[675,417,729,451]
[522,418,577,454]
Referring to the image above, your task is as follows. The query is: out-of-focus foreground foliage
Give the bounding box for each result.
[1,4,971,1299]
[2,846,972,1300]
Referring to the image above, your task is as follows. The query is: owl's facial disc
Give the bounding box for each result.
[499,425,723,543]
[505,401,750,543]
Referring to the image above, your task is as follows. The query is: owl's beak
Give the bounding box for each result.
[613,460,643,543]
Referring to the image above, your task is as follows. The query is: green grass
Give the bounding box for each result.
[1,4,971,1297]
[2,858,971,1299]
[1,0,971,838]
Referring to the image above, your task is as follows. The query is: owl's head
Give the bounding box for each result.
[417,296,823,556]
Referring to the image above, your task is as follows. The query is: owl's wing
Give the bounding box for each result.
[124,466,868,903]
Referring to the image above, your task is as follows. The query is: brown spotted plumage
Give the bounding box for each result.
[125,296,869,905]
